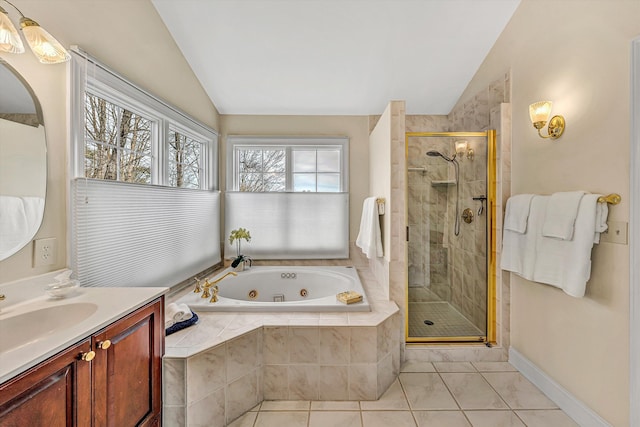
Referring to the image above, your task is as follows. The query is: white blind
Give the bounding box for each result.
[72,179,221,287]
[224,192,349,259]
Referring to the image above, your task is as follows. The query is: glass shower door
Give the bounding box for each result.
[406,131,495,343]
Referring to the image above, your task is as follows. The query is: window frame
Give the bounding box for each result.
[70,49,218,191]
[226,136,349,193]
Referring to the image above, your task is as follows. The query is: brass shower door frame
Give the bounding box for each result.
[404,131,497,344]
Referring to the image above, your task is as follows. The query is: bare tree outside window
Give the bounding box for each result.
[168,130,202,189]
[84,93,151,183]
[238,148,286,191]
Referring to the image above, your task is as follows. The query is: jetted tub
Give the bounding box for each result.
[176,266,370,312]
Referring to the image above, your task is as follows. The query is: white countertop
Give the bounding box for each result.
[0,270,167,384]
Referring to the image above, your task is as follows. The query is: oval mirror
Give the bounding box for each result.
[0,60,46,261]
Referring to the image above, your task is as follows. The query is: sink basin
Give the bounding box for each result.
[0,303,98,353]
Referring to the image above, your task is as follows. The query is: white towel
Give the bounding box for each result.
[0,195,45,255]
[503,194,535,233]
[542,191,586,240]
[356,197,383,259]
[165,303,193,328]
[501,195,547,280]
[533,194,600,297]
[593,199,609,244]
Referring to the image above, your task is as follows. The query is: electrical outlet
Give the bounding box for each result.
[600,221,628,245]
[33,238,57,267]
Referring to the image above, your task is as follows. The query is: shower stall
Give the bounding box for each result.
[406,131,496,343]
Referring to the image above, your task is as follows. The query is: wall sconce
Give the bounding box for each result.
[455,140,474,160]
[529,101,565,139]
[0,0,69,64]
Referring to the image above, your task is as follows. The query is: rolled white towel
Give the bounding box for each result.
[175,303,193,321]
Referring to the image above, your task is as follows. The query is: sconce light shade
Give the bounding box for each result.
[454,140,474,160]
[529,101,552,128]
[0,6,23,53]
[20,17,70,64]
[529,100,565,139]
[455,140,468,155]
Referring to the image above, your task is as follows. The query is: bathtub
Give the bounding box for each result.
[176,266,370,312]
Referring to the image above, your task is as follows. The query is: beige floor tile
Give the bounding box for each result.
[464,410,525,427]
[361,411,417,427]
[227,411,257,427]
[440,373,508,410]
[399,373,458,410]
[360,379,410,410]
[482,372,557,409]
[260,400,310,411]
[471,362,517,372]
[413,410,471,427]
[310,400,361,411]
[400,361,436,373]
[433,362,477,372]
[515,409,579,427]
[254,411,309,427]
[309,411,362,427]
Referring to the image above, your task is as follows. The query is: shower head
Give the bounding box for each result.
[426,150,455,162]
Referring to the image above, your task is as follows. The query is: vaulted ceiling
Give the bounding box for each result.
[152,0,520,115]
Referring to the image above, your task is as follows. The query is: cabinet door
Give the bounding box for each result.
[0,338,92,427]
[92,299,163,427]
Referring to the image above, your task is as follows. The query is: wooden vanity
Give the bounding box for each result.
[0,276,166,427]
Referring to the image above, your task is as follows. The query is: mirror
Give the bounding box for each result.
[0,60,47,261]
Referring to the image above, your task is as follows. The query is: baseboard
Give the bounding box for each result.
[508,347,612,427]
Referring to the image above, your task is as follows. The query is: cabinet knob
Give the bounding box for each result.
[81,350,96,362]
[98,340,111,350]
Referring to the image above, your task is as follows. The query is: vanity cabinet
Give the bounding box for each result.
[0,297,164,427]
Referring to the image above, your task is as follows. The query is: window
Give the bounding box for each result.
[228,137,347,193]
[225,136,349,259]
[168,127,205,189]
[73,51,217,191]
[70,49,221,288]
[84,93,153,183]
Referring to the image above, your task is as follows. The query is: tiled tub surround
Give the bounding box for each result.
[163,267,400,426]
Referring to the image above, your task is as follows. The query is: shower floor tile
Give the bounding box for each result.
[408,302,483,338]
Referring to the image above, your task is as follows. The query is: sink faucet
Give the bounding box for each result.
[200,272,237,301]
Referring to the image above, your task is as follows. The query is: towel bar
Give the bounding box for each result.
[597,193,621,205]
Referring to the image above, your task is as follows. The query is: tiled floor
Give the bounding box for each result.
[228,362,578,427]
[408,302,483,338]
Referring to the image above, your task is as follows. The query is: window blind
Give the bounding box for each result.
[72,179,221,287]
[224,192,349,259]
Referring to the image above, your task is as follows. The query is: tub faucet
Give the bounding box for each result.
[201,272,238,299]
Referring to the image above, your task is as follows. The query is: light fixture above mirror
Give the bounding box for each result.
[0,0,69,64]
[529,100,565,139]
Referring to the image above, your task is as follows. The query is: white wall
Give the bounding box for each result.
[0,0,219,284]
[455,1,640,424]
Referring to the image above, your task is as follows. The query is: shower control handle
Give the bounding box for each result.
[462,208,474,224]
